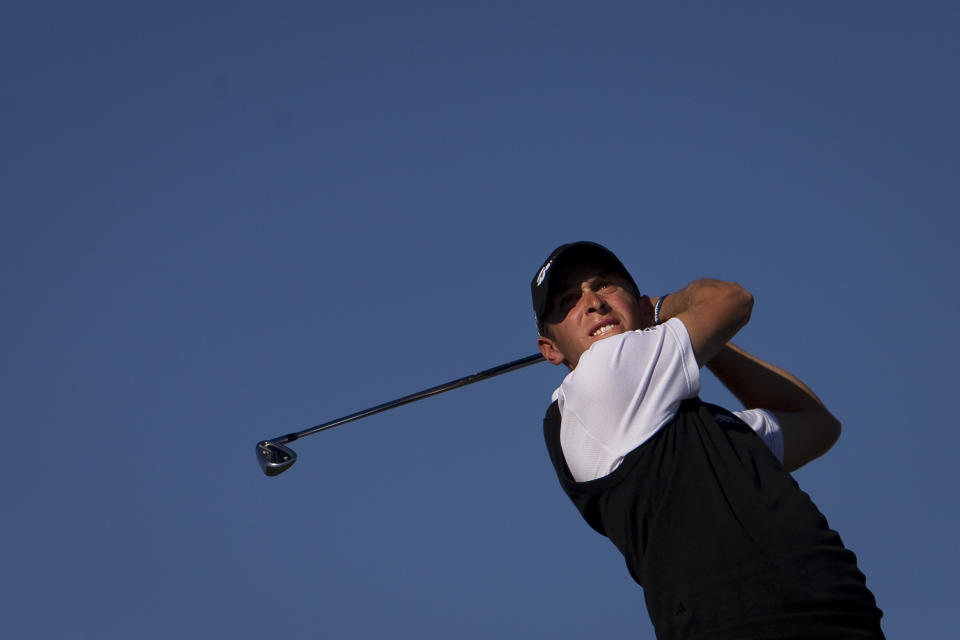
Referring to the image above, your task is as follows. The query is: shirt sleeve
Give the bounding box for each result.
[732,408,784,462]
[557,318,701,482]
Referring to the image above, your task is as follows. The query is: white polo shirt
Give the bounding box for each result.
[552,318,783,483]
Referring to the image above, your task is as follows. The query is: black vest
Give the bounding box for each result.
[544,398,884,639]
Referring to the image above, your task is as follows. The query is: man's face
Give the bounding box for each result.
[537,265,653,369]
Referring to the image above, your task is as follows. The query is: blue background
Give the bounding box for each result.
[3,2,957,637]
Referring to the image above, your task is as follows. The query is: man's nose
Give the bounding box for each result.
[584,291,608,313]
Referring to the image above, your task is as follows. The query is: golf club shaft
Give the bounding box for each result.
[267,353,545,445]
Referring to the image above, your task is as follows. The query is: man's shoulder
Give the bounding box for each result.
[559,328,661,407]
[559,320,699,412]
[570,326,666,379]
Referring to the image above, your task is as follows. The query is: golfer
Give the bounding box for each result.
[533,242,884,639]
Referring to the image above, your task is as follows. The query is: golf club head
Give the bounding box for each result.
[257,440,297,476]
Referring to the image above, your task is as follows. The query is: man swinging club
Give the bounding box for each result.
[533,242,884,639]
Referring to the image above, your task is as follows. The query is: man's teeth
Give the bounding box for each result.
[592,323,617,337]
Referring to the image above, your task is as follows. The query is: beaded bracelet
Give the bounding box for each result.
[654,294,668,325]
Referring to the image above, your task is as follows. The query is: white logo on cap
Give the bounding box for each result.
[536,260,553,286]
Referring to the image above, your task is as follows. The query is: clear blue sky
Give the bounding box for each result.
[3,2,957,638]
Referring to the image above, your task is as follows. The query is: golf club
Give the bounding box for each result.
[256,353,545,476]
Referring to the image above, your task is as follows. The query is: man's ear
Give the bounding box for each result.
[538,336,567,366]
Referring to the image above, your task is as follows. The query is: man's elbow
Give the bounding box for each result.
[824,414,842,451]
[736,285,754,326]
[781,410,841,472]
[810,412,842,461]
[722,281,754,331]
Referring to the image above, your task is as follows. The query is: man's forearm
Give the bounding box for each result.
[651,280,753,367]
[706,343,827,412]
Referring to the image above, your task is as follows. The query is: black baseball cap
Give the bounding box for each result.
[531,241,638,335]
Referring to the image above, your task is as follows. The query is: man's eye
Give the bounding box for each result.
[554,293,578,311]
